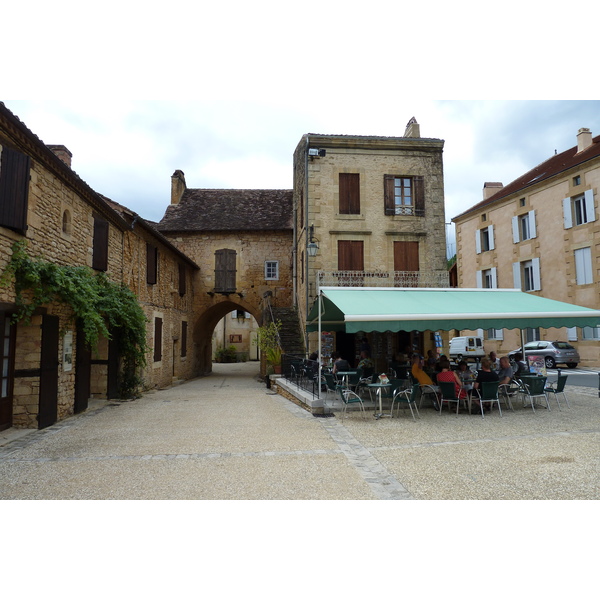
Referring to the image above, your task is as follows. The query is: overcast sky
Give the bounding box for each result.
[4,2,600,259]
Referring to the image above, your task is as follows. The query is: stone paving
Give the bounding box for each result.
[0,362,598,500]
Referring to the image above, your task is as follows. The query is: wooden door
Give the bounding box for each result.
[38,315,59,429]
[0,313,16,431]
[74,325,91,414]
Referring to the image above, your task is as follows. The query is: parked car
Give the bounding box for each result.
[508,341,580,369]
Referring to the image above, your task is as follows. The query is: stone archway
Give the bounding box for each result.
[192,299,262,376]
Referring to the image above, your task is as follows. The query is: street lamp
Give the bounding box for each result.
[307,224,319,257]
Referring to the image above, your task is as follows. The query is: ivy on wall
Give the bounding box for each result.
[1,240,148,398]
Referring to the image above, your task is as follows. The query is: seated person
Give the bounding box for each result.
[436,358,467,399]
[331,351,351,375]
[356,350,374,373]
[488,351,499,371]
[457,360,475,391]
[473,357,499,409]
[411,354,434,386]
[497,356,514,385]
[511,352,529,378]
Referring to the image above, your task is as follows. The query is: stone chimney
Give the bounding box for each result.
[483,182,503,200]
[171,170,186,205]
[47,144,72,168]
[403,117,420,138]
[577,128,593,153]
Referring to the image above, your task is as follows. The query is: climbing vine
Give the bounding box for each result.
[1,240,148,398]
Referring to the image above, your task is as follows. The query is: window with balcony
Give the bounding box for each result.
[384,175,424,217]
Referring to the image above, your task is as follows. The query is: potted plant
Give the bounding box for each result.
[256,319,283,374]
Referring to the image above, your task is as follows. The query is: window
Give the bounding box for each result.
[178,263,186,296]
[214,249,236,293]
[146,243,158,285]
[394,241,419,286]
[92,216,109,271]
[582,326,600,340]
[0,146,30,234]
[481,214,487,222]
[339,173,360,214]
[153,317,162,362]
[475,225,494,253]
[384,175,424,216]
[181,321,187,358]
[62,210,72,235]
[525,327,540,343]
[477,267,497,289]
[486,329,504,340]
[337,240,364,285]
[512,211,536,243]
[265,261,279,280]
[575,247,593,285]
[573,175,581,186]
[563,190,596,228]
[519,198,526,207]
[513,258,541,291]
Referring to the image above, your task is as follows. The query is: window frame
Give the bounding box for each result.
[563,189,596,229]
[384,174,425,217]
[264,260,279,281]
[574,246,593,285]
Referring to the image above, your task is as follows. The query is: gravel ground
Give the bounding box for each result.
[0,363,598,500]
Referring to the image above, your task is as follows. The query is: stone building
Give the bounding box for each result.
[292,121,448,371]
[156,172,294,376]
[0,103,199,430]
[452,127,600,367]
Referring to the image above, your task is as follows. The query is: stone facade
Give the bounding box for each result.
[452,128,600,367]
[293,128,448,369]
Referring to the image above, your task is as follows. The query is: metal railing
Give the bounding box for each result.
[317,270,449,289]
[282,353,319,398]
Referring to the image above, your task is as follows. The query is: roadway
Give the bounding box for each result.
[547,367,600,389]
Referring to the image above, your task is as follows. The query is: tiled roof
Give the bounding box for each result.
[157,188,293,232]
[454,134,600,220]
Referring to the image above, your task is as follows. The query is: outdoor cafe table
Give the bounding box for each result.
[367,382,392,419]
[336,371,357,388]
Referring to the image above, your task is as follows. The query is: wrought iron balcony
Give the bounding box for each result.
[316,270,449,289]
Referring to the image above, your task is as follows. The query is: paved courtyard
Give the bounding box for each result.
[0,361,599,500]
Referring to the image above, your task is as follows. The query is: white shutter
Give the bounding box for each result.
[529,210,537,238]
[475,229,481,254]
[532,257,541,290]
[563,197,573,229]
[491,267,497,288]
[567,327,578,342]
[495,329,504,340]
[575,248,586,284]
[513,262,521,289]
[476,270,483,288]
[488,225,495,250]
[584,189,596,223]
[476,328,484,338]
[512,216,520,243]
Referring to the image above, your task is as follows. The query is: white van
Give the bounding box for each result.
[449,336,485,361]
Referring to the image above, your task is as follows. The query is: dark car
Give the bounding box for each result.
[508,341,580,369]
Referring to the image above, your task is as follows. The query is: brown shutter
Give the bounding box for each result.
[146,243,157,284]
[178,263,186,296]
[215,249,236,292]
[339,173,360,214]
[394,241,420,271]
[338,241,364,270]
[0,147,30,233]
[154,317,162,362]
[92,217,109,271]
[181,321,187,358]
[384,174,395,215]
[414,176,425,217]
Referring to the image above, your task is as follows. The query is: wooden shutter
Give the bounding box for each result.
[181,321,187,358]
[215,249,236,292]
[393,241,419,271]
[146,243,158,284]
[0,147,30,233]
[178,263,186,296]
[338,241,364,270]
[339,173,360,214]
[384,175,395,215]
[92,217,109,271]
[154,317,162,362]
[413,176,425,217]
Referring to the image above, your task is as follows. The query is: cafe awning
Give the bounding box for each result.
[307,287,600,333]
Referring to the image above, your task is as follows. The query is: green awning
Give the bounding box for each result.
[307,287,600,333]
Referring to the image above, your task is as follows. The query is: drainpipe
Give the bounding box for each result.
[305,135,310,352]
